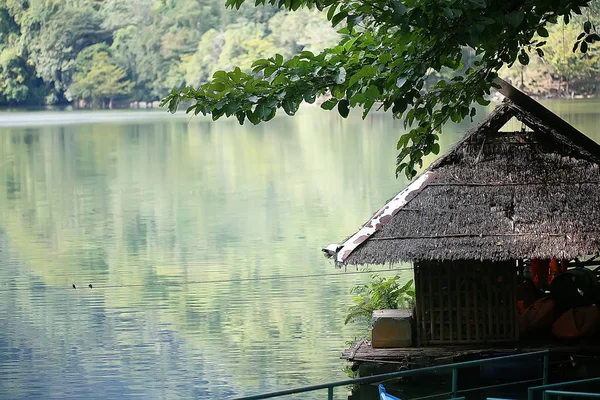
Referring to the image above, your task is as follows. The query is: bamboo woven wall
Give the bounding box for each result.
[415,260,519,345]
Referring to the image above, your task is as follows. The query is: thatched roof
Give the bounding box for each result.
[324,79,600,265]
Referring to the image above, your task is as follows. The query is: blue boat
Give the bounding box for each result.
[379,384,401,400]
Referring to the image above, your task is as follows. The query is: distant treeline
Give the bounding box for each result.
[0,1,599,109]
[0,0,338,108]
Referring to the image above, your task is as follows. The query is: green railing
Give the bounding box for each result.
[235,350,549,400]
[528,377,600,400]
[544,391,600,400]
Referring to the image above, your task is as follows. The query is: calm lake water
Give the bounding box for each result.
[0,100,598,399]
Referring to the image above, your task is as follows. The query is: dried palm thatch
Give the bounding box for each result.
[324,79,600,265]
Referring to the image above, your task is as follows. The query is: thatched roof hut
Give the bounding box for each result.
[324,79,600,266]
[324,79,600,345]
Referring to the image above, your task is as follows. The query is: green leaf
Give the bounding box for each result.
[303,92,317,104]
[507,11,524,27]
[236,111,245,124]
[274,54,284,66]
[251,59,270,68]
[298,50,315,59]
[331,11,347,27]
[343,36,359,52]
[326,3,338,21]
[213,70,229,82]
[254,103,266,119]
[587,33,600,43]
[584,21,592,34]
[347,92,363,107]
[337,99,350,118]
[321,98,338,110]
[518,51,529,65]
[398,279,414,293]
[348,65,376,87]
[581,41,588,54]
[264,107,276,121]
[264,66,276,78]
[282,98,297,116]
[246,110,260,124]
[397,134,410,149]
[284,58,299,68]
[476,96,490,106]
[535,48,544,58]
[573,41,580,53]
[442,8,454,19]
[391,0,408,18]
[392,98,407,114]
[331,85,345,99]
[537,27,549,37]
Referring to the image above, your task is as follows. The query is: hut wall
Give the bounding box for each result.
[415,260,519,345]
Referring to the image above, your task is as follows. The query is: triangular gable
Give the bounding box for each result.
[323,103,515,264]
[496,78,600,162]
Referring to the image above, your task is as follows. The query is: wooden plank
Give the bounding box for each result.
[428,264,434,344]
[493,271,499,339]
[515,263,520,340]
[505,264,510,338]
[481,267,488,340]
[487,268,493,340]
[448,263,454,342]
[342,339,600,363]
[509,266,513,340]
[511,262,519,340]
[457,263,462,342]
[465,263,471,342]
[414,264,420,347]
[418,263,426,345]
[472,263,480,342]
[503,262,509,339]
[439,264,445,342]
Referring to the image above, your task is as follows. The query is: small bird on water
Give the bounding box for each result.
[72,284,76,289]
[89,284,93,289]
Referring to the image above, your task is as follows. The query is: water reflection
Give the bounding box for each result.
[0,101,597,399]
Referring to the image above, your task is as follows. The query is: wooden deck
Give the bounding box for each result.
[342,338,600,368]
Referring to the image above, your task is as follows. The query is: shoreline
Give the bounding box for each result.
[0,97,598,129]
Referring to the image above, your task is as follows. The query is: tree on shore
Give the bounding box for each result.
[70,45,133,109]
[164,0,599,178]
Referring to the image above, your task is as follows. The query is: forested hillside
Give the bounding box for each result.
[0,0,598,108]
[0,0,337,107]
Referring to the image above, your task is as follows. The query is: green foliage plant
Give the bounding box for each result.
[163,0,599,179]
[344,274,415,325]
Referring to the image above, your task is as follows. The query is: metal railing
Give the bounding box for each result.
[235,350,549,400]
[544,391,600,400]
[528,377,600,400]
